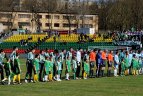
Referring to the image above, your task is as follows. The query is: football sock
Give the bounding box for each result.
[73,73,76,79]
[44,75,48,81]
[13,75,17,82]
[17,74,21,83]
[83,72,86,79]
[8,76,11,84]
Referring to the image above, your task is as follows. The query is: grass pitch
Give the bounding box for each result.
[0,59,143,96]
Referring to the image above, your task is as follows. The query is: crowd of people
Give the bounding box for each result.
[0,46,143,85]
[108,30,143,42]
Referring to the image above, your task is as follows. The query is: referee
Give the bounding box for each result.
[25,49,35,83]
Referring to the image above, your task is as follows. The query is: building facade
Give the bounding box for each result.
[0,12,98,33]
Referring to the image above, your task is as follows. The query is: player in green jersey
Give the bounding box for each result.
[43,56,50,82]
[10,46,18,72]
[33,54,40,82]
[13,53,21,84]
[72,56,77,80]
[2,58,12,85]
[49,56,54,81]
[83,59,90,79]
[132,54,139,75]
[121,58,125,76]
[124,51,129,75]
[65,56,71,80]
[56,58,62,81]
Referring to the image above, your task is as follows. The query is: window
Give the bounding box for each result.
[85,24,93,28]
[71,16,76,20]
[54,15,60,19]
[80,16,93,20]
[0,22,12,26]
[71,24,77,27]
[85,16,93,20]
[0,14,12,18]
[18,14,31,18]
[80,24,93,28]
[63,23,69,27]
[45,23,51,27]
[46,15,51,19]
[18,22,30,26]
[54,23,59,27]
[63,16,76,20]
[38,22,42,26]
[63,23,77,28]
[89,24,93,28]
[63,16,68,19]
[37,15,42,19]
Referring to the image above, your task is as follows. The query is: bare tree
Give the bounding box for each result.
[22,0,43,33]
[42,0,60,31]
[0,0,19,32]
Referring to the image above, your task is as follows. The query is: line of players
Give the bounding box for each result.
[0,47,21,85]
[0,46,143,85]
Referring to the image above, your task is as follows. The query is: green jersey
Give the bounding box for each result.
[49,61,54,73]
[132,58,138,70]
[4,62,11,76]
[124,57,129,69]
[121,61,125,71]
[4,62,11,70]
[44,60,50,74]
[66,60,71,72]
[14,58,21,74]
[84,62,90,73]
[33,58,40,71]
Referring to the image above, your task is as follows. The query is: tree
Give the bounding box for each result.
[42,0,60,30]
[106,0,143,31]
[0,0,19,31]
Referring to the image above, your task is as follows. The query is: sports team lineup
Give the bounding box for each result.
[0,46,143,85]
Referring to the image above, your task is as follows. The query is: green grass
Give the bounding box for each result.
[0,59,143,96]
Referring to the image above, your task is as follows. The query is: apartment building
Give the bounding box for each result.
[0,12,98,33]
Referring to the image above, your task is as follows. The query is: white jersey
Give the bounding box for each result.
[57,61,62,71]
[66,51,72,60]
[39,54,45,63]
[59,52,65,62]
[128,53,133,65]
[76,51,81,63]
[114,54,119,64]
[10,51,17,61]
[136,53,140,59]
[44,52,49,57]
[83,53,89,61]
[50,52,55,63]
